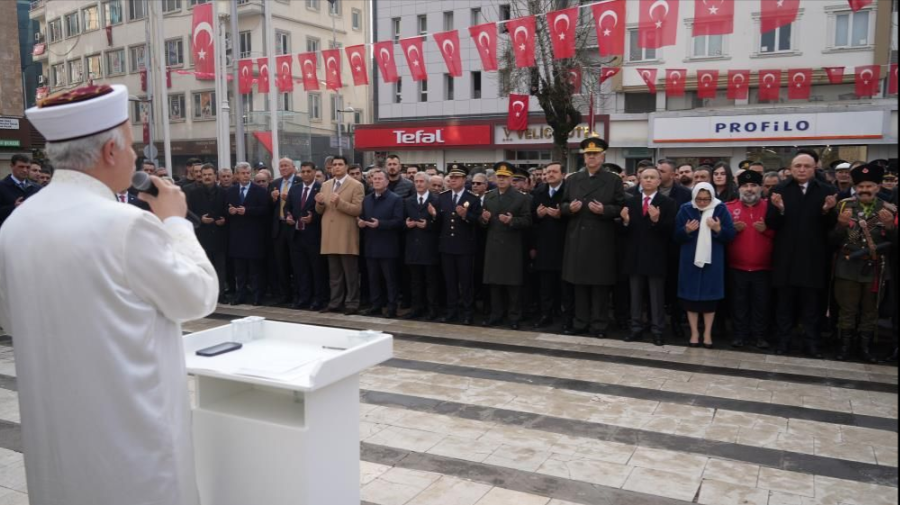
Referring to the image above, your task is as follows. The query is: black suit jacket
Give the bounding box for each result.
[284,181,323,248]
[437,190,482,256]
[530,182,568,271]
[225,183,270,259]
[665,184,693,207]
[270,176,299,238]
[187,184,229,254]
[0,176,40,227]
[404,192,440,265]
[619,192,677,277]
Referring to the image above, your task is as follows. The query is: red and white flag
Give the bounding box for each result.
[297,53,320,91]
[592,0,626,57]
[823,66,846,84]
[848,0,873,11]
[639,0,679,49]
[889,64,898,95]
[322,48,343,90]
[373,40,399,83]
[758,69,782,101]
[693,0,734,36]
[665,69,687,97]
[787,68,812,100]
[400,37,428,81]
[760,0,800,34]
[276,54,293,92]
[600,67,621,84]
[469,23,499,71]
[238,59,254,94]
[140,69,147,92]
[566,66,583,93]
[697,69,719,99]
[433,30,463,77]
[548,7,578,60]
[855,65,881,97]
[508,94,530,131]
[507,15,537,68]
[190,3,215,77]
[727,70,750,100]
[256,58,270,93]
[345,45,369,86]
[637,68,658,93]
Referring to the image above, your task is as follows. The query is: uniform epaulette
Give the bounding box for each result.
[467,190,478,196]
[441,189,452,194]
[839,197,857,205]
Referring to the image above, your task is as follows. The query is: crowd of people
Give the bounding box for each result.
[3,139,897,363]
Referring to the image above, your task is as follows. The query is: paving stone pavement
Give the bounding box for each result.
[0,306,896,504]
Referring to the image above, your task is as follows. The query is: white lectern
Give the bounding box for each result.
[183,318,393,505]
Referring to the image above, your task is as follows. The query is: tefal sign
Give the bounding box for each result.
[354,125,493,149]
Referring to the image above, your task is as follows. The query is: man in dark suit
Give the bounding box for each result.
[269,157,299,304]
[284,162,326,310]
[188,164,229,302]
[0,154,41,229]
[225,163,270,305]
[656,159,693,339]
[359,169,405,318]
[531,162,568,329]
[619,166,677,346]
[403,172,441,320]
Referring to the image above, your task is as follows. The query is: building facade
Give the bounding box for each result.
[365,0,898,173]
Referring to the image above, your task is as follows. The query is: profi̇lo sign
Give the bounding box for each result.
[716,119,810,134]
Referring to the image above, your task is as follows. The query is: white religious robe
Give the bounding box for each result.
[0,170,218,505]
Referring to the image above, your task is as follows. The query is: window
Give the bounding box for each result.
[352,8,362,30]
[193,91,216,119]
[82,5,100,31]
[419,80,428,102]
[239,31,252,59]
[162,0,181,13]
[443,11,454,31]
[834,10,870,48]
[394,78,402,103]
[626,92,660,113]
[132,100,149,124]
[331,95,340,120]
[354,110,362,124]
[52,63,66,87]
[629,29,658,62]
[760,23,792,53]
[693,34,724,58]
[445,74,454,100]
[306,37,320,66]
[129,44,146,72]
[169,94,185,121]
[276,31,290,55]
[48,18,62,42]
[103,0,123,25]
[64,12,80,38]
[128,0,146,20]
[417,15,427,35]
[166,38,184,66]
[471,8,482,26]
[472,71,482,99]
[68,59,84,84]
[308,93,321,120]
[499,4,511,21]
[106,49,126,75]
[392,18,401,42]
[306,0,320,10]
[189,0,209,5]
[279,92,292,111]
[329,0,341,15]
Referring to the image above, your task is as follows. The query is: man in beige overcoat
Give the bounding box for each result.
[315,155,365,314]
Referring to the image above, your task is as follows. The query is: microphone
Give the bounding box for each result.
[130,171,201,228]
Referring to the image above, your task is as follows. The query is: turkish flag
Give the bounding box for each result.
[855,65,881,97]
[787,68,812,100]
[600,67,621,84]
[637,68,658,93]
[400,37,428,81]
[566,66,582,93]
[890,64,898,95]
[433,30,463,77]
[238,59,254,94]
[727,70,750,99]
[548,7,578,60]
[469,23,499,71]
[297,53,320,91]
[166,68,171,89]
[758,69,782,101]
[373,40,399,83]
[848,0,873,11]
[507,15,537,68]
[322,49,343,90]
[256,58,270,93]
[140,69,147,92]
[639,0,679,49]
[345,45,369,86]
[697,69,719,99]
[191,3,215,76]
[276,54,293,92]
[592,0,626,57]
[760,0,800,34]
[508,94,530,131]
[665,69,687,97]
[823,66,846,84]
[693,0,734,36]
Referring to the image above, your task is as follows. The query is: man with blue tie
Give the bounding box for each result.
[403,172,441,320]
[270,157,298,305]
[359,169,405,318]
[0,155,41,229]
[225,162,269,305]
[285,162,326,310]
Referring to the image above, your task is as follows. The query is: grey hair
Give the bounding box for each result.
[234,162,251,172]
[218,167,233,175]
[45,126,127,172]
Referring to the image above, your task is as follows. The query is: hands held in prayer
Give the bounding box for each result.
[481,209,492,222]
[498,213,513,225]
[358,218,379,229]
[545,206,561,219]
[314,193,326,205]
[536,205,548,218]
[456,204,468,219]
[619,206,630,225]
[734,221,747,232]
[838,208,853,227]
[406,218,418,229]
[427,203,437,218]
[270,189,280,202]
[752,220,767,233]
[707,217,722,233]
[823,195,837,213]
[685,219,701,234]
[300,212,313,225]
[415,219,427,229]
[588,200,604,215]
[647,204,660,223]
[14,197,23,207]
[215,216,226,226]
[138,176,187,221]
[770,193,784,212]
[878,209,895,229]
[569,200,583,213]
[286,213,296,226]
[201,213,215,225]
[330,193,341,206]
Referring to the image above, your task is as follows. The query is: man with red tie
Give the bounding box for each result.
[285,162,326,310]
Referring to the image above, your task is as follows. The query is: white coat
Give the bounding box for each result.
[0,169,218,505]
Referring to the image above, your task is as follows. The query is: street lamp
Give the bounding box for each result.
[336,105,356,157]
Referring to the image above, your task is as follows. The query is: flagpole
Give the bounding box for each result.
[151,0,172,175]
[231,0,246,163]
[214,1,231,168]
[264,0,279,165]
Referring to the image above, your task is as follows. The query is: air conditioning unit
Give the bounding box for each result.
[37,75,45,85]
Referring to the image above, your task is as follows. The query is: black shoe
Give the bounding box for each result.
[591,332,607,339]
[402,310,422,320]
[361,307,383,317]
[344,308,359,316]
[277,296,292,305]
[859,332,878,364]
[754,339,771,350]
[440,314,458,324]
[882,348,899,364]
[775,348,787,356]
[384,309,397,319]
[805,347,824,359]
[689,342,701,348]
[533,316,553,329]
[309,303,323,312]
[319,306,336,313]
[835,330,853,362]
[731,339,745,348]
[292,301,310,310]
[426,311,439,321]
[231,296,246,306]
[564,328,585,336]
[483,318,502,327]
[703,342,715,350]
[625,332,642,343]
[653,336,665,347]
[510,323,520,331]
[462,316,474,326]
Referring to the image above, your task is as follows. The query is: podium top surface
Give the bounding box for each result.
[183,319,393,392]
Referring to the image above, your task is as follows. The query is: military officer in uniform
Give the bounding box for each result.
[430,164,481,325]
[561,135,626,338]
[830,163,896,363]
[480,163,533,329]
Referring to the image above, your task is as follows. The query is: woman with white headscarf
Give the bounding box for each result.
[674,182,736,348]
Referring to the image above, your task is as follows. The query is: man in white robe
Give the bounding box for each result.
[0,84,218,505]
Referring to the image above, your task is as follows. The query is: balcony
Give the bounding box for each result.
[32,41,48,61]
[29,0,45,19]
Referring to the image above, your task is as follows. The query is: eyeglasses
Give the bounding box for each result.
[472,182,486,186]
[695,197,713,203]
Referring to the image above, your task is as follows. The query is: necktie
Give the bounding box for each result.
[279,178,291,219]
[643,196,650,216]
[801,184,807,196]
[453,193,459,206]
[119,194,126,203]
[549,188,555,199]
[334,180,342,193]
[419,196,424,207]
[240,186,246,204]
[298,187,310,230]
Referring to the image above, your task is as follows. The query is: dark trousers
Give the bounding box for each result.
[539,270,563,316]
[409,264,440,313]
[490,285,522,322]
[233,257,263,303]
[202,247,227,297]
[367,257,400,311]
[573,284,611,333]
[273,224,295,300]
[291,238,326,307]
[834,278,878,333]
[775,286,822,351]
[613,272,631,326]
[442,253,475,317]
[629,275,666,336]
[225,257,236,294]
[731,269,771,341]
[327,254,360,311]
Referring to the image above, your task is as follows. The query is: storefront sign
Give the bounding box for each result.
[495,123,600,146]
[652,111,885,145]
[0,140,21,147]
[0,118,20,130]
[354,125,492,149]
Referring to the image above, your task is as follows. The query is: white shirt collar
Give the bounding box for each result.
[49,170,115,199]
[10,174,27,186]
[417,191,430,201]
[334,175,349,185]
[641,191,657,201]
